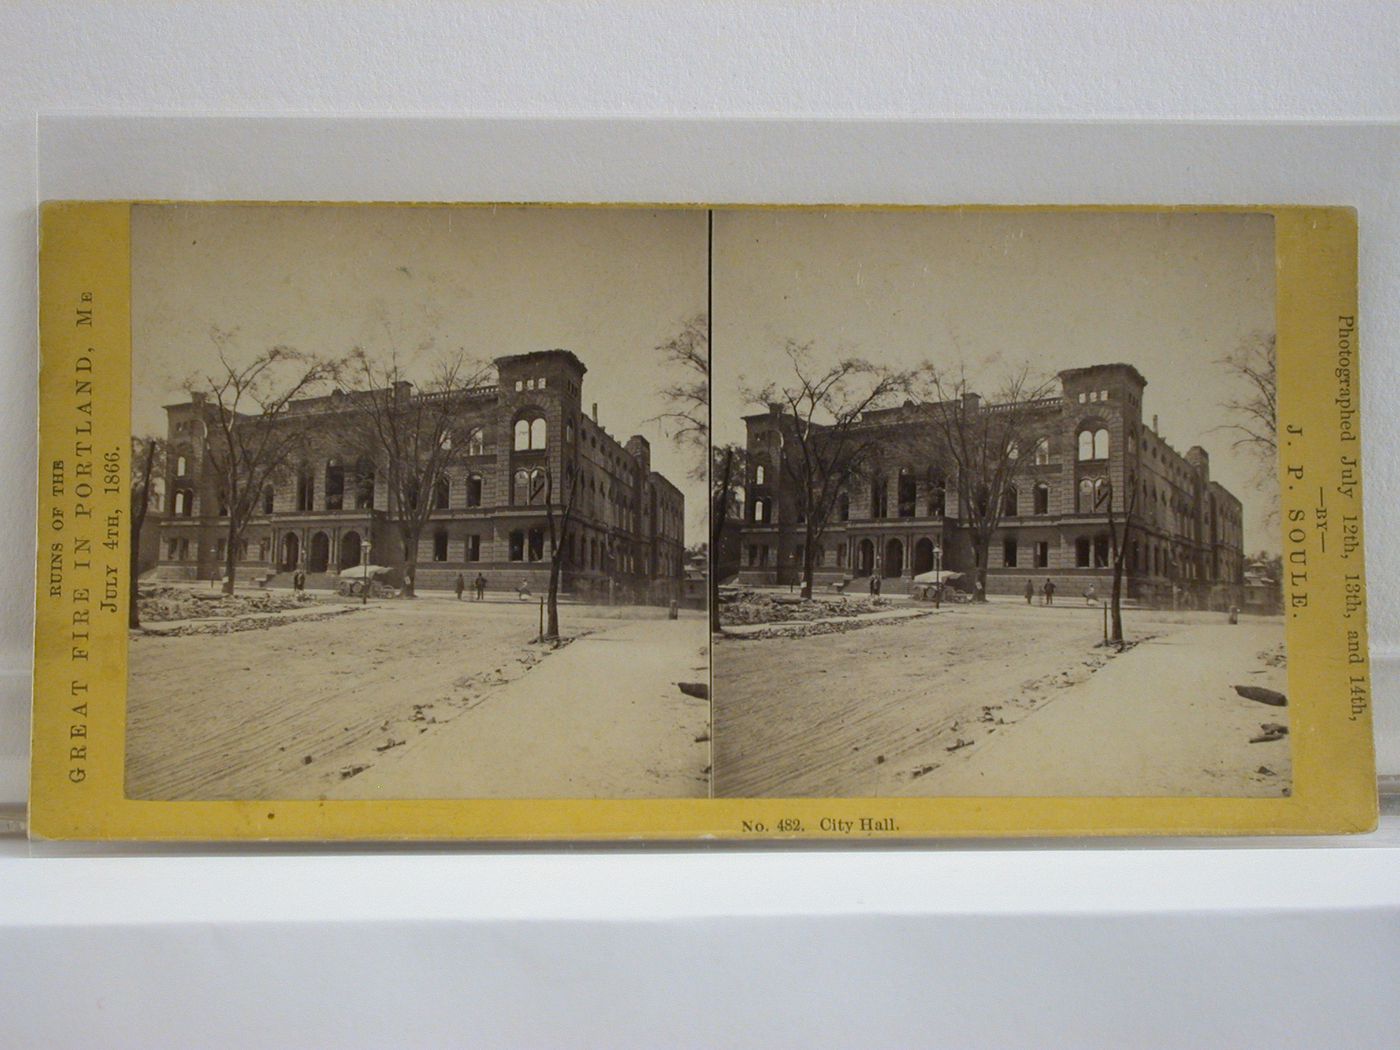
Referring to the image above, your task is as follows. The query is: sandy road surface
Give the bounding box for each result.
[126,597,708,800]
[328,616,711,799]
[713,600,1287,798]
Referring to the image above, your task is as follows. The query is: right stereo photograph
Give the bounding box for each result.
[709,208,1287,800]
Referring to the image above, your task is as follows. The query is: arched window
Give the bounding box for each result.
[928,468,946,516]
[754,463,765,485]
[1078,478,1094,512]
[514,415,547,451]
[529,468,547,505]
[753,498,767,523]
[465,473,482,507]
[1032,437,1050,465]
[433,477,450,509]
[466,427,485,456]
[1002,485,1018,517]
[173,490,187,516]
[262,486,274,513]
[513,468,531,505]
[1077,430,1094,461]
[870,477,888,519]
[176,455,188,475]
[897,468,916,517]
[1033,482,1049,515]
[1093,428,1109,460]
[1094,477,1110,508]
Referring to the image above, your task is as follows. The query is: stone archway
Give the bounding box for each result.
[884,538,904,578]
[339,530,362,570]
[913,537,935,576]
[857,538,875,576]
[280,532,300,571]
[308,531,331,573]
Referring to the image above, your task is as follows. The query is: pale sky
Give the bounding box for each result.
[712,209,1278,553]
[131,204,709,543]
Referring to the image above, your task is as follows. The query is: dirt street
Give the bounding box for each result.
[126,596,709,800]
[713,600,1288,798]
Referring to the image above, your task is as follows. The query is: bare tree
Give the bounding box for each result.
[747,341,907,599]
[337,347,494,598]
[648,313,709,477]
[128,434,165,628]
[191,333,335,595]
[1099,477,1139,646]
[542,464,582,642]
[709,442,748,633]
[1217,331,1278,525]
[909,364,1058,602]
[1217,332,1277,458]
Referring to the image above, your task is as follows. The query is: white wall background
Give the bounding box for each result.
[3,5,1399,1048]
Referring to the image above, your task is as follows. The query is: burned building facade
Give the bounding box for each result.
[735,363,1246,607]
[154,349,686,599]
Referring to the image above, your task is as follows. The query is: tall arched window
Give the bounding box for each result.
[1032,437,1050,465]
[1002,485,1018,517]
[1033,482,1049,515]
[1093,428,1109,459]
[176,455,188,475]
[433,477,450,509]
[754,463,765,485]
[753,498,767,523]
[928,468,946,516]
[528,468,547,505]
[465,473,483,507]
[1077,430,1094,461]
[1078,478,1094,512]
[513,468,531,505]
[514,419,530,451]
[530,417,546,449]
[466,427,485,455]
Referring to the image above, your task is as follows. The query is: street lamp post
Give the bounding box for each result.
[361,541,371,605]
[934,544,942,609]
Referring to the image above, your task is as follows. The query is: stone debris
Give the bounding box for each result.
[946,738,973,752]
[137,585,320,623]
[678,682,709,700]
[1234,684,1287,707]
[719,589,892,627]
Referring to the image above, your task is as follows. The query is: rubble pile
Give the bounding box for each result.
[717,589,891,627]
[136,585,320,623]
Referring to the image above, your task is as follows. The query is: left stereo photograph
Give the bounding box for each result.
[38,203,711,822]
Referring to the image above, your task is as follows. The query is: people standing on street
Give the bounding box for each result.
[517,578,530,601]
[1025,578,1034,605]
[1043,578,1056,606]
[474,573,486,600]
[454,572,465,600]
[1084,582,1097,606]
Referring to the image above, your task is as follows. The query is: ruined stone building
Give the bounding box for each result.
[734,363,1246,607]
[154,349,686,599]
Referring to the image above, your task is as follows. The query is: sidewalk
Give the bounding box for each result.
[913,620,1289,797]
[327,614,711,799]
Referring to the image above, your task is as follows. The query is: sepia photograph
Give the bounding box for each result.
[710,209,1288,798]
[123,203,711,801]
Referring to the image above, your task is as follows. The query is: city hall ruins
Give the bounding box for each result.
[153,349,686,600]
[735,363,1246,608]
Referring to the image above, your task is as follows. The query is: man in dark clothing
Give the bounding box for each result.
[454,573,465,600]
[1043,578,1056,606]
[1025,578,1035,605]
[474,573,486,600]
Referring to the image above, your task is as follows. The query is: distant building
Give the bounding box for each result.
[154,349,685,599]
[735,363,1246,607]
